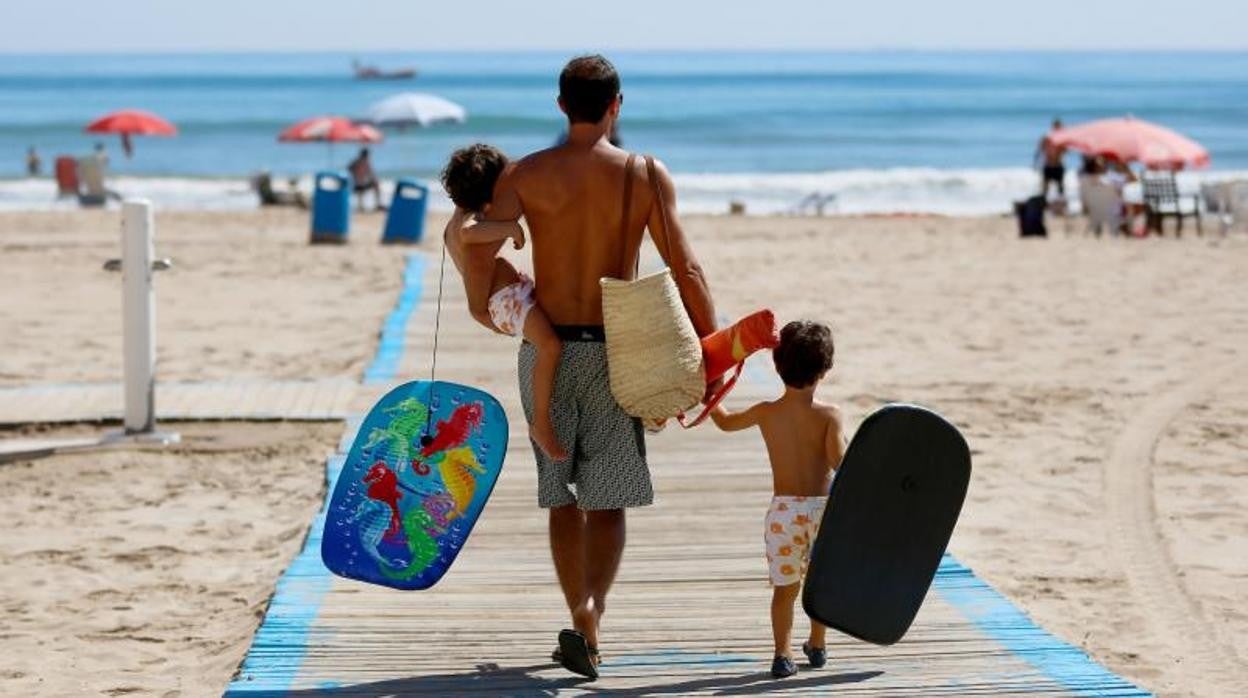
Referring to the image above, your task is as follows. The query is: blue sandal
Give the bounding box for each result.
[802,642,827,668]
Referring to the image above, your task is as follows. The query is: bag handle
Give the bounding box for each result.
[618,153,637,278]
[644,155,677,271]
[676,361,744,429]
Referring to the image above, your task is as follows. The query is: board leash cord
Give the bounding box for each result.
[420,244,449,449]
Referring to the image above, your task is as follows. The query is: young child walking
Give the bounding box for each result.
[441,144,566,462]
[710,320,846,678]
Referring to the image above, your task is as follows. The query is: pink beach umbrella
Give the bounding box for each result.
[1048,116,1210,171]
[278,115,383,167]
[85,109,177,158]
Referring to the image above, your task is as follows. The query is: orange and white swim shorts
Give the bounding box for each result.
[764,495,828,586]
[487,273,536,337]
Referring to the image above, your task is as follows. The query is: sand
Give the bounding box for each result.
[1,209,1245,697]
[0,421,340,697]
[0,209,405,386]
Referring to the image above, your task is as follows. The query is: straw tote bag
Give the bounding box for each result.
[600,154,705,420]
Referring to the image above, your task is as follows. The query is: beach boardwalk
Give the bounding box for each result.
[226,253,1149,697]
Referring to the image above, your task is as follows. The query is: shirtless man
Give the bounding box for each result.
[1036,117,1068,198]
[483,54,718,679]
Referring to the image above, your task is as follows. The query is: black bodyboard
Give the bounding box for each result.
[802,404,971,645]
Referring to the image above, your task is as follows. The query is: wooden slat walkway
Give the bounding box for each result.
[226,252,1149,696]
[0,378,357,424]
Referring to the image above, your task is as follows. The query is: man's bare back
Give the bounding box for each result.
[487,139,716,336]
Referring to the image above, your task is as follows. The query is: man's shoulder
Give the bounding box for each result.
[512,146,563,171]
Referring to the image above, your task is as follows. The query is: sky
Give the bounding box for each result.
[1,0,1245,53]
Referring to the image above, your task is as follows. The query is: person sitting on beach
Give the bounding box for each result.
[348,148,385,212]
[710,320,846,679]
[441,144,567,462]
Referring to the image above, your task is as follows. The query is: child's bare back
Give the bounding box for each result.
[751,396,843,497]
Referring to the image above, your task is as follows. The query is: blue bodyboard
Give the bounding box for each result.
[321,380,508,590]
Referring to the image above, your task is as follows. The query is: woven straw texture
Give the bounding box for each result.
[601,270,705,419]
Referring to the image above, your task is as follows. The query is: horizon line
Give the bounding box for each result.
[2,46,1247,57]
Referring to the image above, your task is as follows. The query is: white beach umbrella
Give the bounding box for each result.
[365,93,467,128]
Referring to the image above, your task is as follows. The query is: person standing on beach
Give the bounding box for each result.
[348,148,385,212]
[1036,118,1067,198]
[25,146,41,177]
[485,54,718,679]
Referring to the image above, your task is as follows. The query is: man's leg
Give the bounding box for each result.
[581,508,625,647]
[549,504,587,616]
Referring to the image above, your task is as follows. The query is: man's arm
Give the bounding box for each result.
[646,158,717,338]
[710,402,764,432]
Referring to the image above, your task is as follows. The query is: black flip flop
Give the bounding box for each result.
[557,629,599,680]
[552,646,601,665]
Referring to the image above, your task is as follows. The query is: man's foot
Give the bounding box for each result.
[771,655,798,679]
[557,629,599,680]
[531,419,568,462]
[802,642,826,668]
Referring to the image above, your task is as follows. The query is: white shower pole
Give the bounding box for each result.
[102,199,175,445]
[121,199,157,433]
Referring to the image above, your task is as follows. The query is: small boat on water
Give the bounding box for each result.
[353,60,417,81]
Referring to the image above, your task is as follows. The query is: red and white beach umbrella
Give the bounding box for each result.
[278,116,382,167]
[85,109,177,158]
[1048,116,1210,171]
[278,116,383,144]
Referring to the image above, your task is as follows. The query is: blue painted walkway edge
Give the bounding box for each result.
[933,556,1150,696]
[224,453,346,695]
[363,253,427,385]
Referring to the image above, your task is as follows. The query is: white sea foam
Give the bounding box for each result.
[2,169,1244,216]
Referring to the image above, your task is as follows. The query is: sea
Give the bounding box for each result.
[1,51,1246,214]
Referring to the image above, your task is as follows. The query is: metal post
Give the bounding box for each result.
[122,200,156,433]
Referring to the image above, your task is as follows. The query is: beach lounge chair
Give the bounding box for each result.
[76,156,117,208]
[1201,180,1248,234]
[1081,177,1124,236]
[251,171,308,209]
[1143,172,1201,236]
[54,156,79,198]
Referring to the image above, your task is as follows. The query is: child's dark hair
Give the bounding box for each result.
[773,320,835,388]
[441,144,508,213]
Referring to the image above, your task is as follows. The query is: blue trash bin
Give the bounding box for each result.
[382,178,429,244]
[310,170,350,244]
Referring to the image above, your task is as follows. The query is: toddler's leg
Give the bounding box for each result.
[807,618,826,650]
[770,583,800,657]
[521,306,567,462]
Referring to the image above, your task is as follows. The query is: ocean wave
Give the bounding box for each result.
[2,168,1245,216]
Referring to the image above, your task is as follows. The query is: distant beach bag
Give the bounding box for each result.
[601,155,705,421]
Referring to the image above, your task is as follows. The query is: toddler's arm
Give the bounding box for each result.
[710,403,764,432]
[459,217,525,249]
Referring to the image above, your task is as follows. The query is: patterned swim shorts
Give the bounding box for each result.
[488,273,536,337]
[764,495,828,586]
[518,338,652,510]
